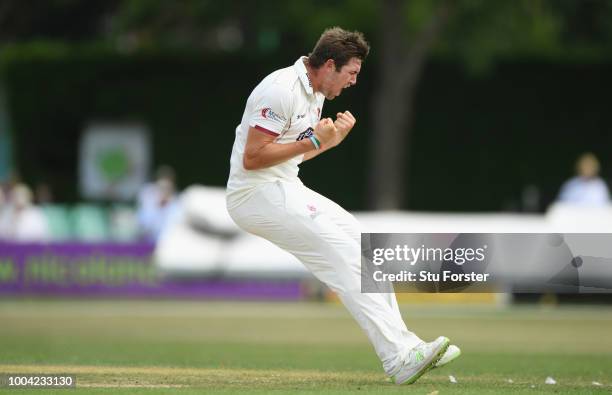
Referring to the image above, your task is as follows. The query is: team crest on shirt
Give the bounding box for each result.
[296,127,314,141]
[307,204,319,219]
[261,108,286,122]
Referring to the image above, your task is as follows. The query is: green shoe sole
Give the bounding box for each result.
[435,346,461,369]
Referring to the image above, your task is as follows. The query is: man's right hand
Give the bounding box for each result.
[313,118,337,148]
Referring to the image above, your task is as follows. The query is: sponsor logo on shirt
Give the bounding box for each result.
[261,108,286,123]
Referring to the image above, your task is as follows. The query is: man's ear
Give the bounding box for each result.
[324,59,335,71]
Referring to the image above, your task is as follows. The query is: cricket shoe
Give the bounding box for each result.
[393,336,450,385]
[434,344,461,368]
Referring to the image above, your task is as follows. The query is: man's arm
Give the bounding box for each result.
[301,139,335,161]
[243,119,338,170]
[243,127,313,170]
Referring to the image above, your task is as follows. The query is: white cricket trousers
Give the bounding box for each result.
[226,180,423,375]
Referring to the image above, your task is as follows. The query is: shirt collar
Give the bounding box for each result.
[294,56,314,96]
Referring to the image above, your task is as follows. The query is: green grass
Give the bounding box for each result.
[0,300,611,394]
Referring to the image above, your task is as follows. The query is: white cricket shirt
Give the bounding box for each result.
[226,57,325,204]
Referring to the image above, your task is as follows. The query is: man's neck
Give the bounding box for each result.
[303,58,320,93]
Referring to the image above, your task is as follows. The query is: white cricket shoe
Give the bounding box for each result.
[393,336,450,385]
[434,344,461,368]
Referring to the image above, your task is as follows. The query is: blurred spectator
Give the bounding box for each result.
[557,153,610,206]
[2,170,21,198]
[0,183,50,241]
[137,165,181,241]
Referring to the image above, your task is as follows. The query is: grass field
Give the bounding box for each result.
[1,300,611,394]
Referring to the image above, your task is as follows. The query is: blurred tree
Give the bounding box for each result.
[0,0,119,43]
[369,0,450,210]
[369,0,612,209]
[105,0,377,53]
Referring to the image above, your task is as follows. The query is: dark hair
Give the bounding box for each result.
[308,27,370,71]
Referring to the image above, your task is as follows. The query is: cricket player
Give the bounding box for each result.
[226,27,460,385]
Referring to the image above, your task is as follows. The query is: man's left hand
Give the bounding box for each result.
[333,111,356,147]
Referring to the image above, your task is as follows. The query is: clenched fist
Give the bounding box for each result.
[333,111,356,146]
[313,118,337,148]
